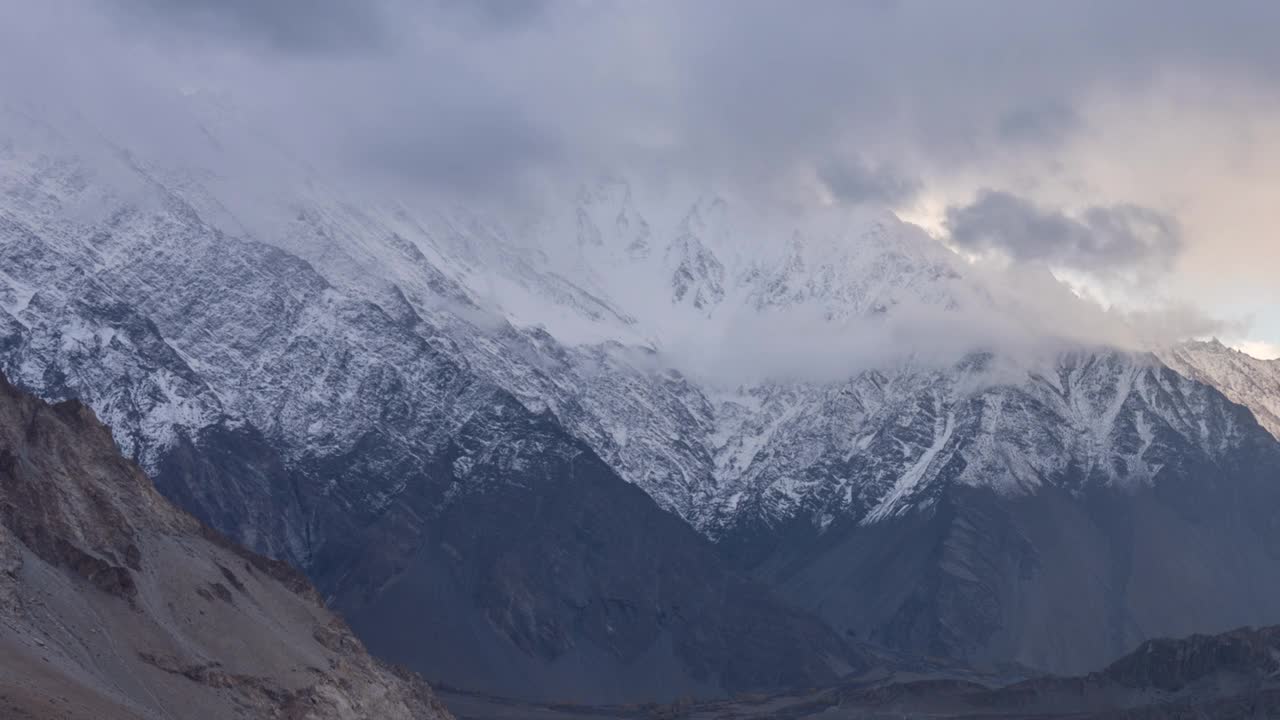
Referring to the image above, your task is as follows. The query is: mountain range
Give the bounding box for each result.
[2,99,1280,704]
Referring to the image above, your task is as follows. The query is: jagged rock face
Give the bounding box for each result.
[0,374,453,720]
[1103,626,1280,693]
[713,349,1273,544]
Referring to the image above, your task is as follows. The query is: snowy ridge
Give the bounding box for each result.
[0,100,1274,553]
[1159,339,1280,441]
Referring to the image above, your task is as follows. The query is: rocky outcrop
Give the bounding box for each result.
[1103,626,1280,693]
[0,373,454,720]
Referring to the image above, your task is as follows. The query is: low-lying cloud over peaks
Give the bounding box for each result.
[945,190,1182,277]
[2,0,1277,354]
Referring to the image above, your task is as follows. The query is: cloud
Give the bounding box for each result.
[1233,340,1280,361]
[434,0,553,31]
[818,158,920,207]
[108,0,396,53]
[997,103,1080,145]
[944,190,1182,276]
[12,0,1280,200]
[2,0,1279,351]
[352,101,564,194]
[661,258,1216,387]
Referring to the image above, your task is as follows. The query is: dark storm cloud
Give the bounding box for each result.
[11,1,1280,206]
[945,190,1183,272]
[39,0,1280,196]
[4,0,1277,355]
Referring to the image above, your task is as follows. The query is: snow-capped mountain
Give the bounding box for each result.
[0,106,861,702]
[246,172,1274,553]
[3,98,1280,687]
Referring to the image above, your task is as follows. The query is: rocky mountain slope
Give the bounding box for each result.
[730,350,1280,674]
[0,372,452,720]
[3,99,1280,694]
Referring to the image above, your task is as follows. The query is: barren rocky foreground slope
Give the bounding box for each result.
[0,372,453,720]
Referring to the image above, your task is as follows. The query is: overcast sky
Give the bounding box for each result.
[2,0,1278,356]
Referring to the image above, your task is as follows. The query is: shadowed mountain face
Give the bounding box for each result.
[312,394,860,702]
[753,476,1280,676]
[0,373,453,720]
[736,365,1280,676]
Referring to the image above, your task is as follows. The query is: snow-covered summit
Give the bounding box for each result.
[1160,339,1280,440]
